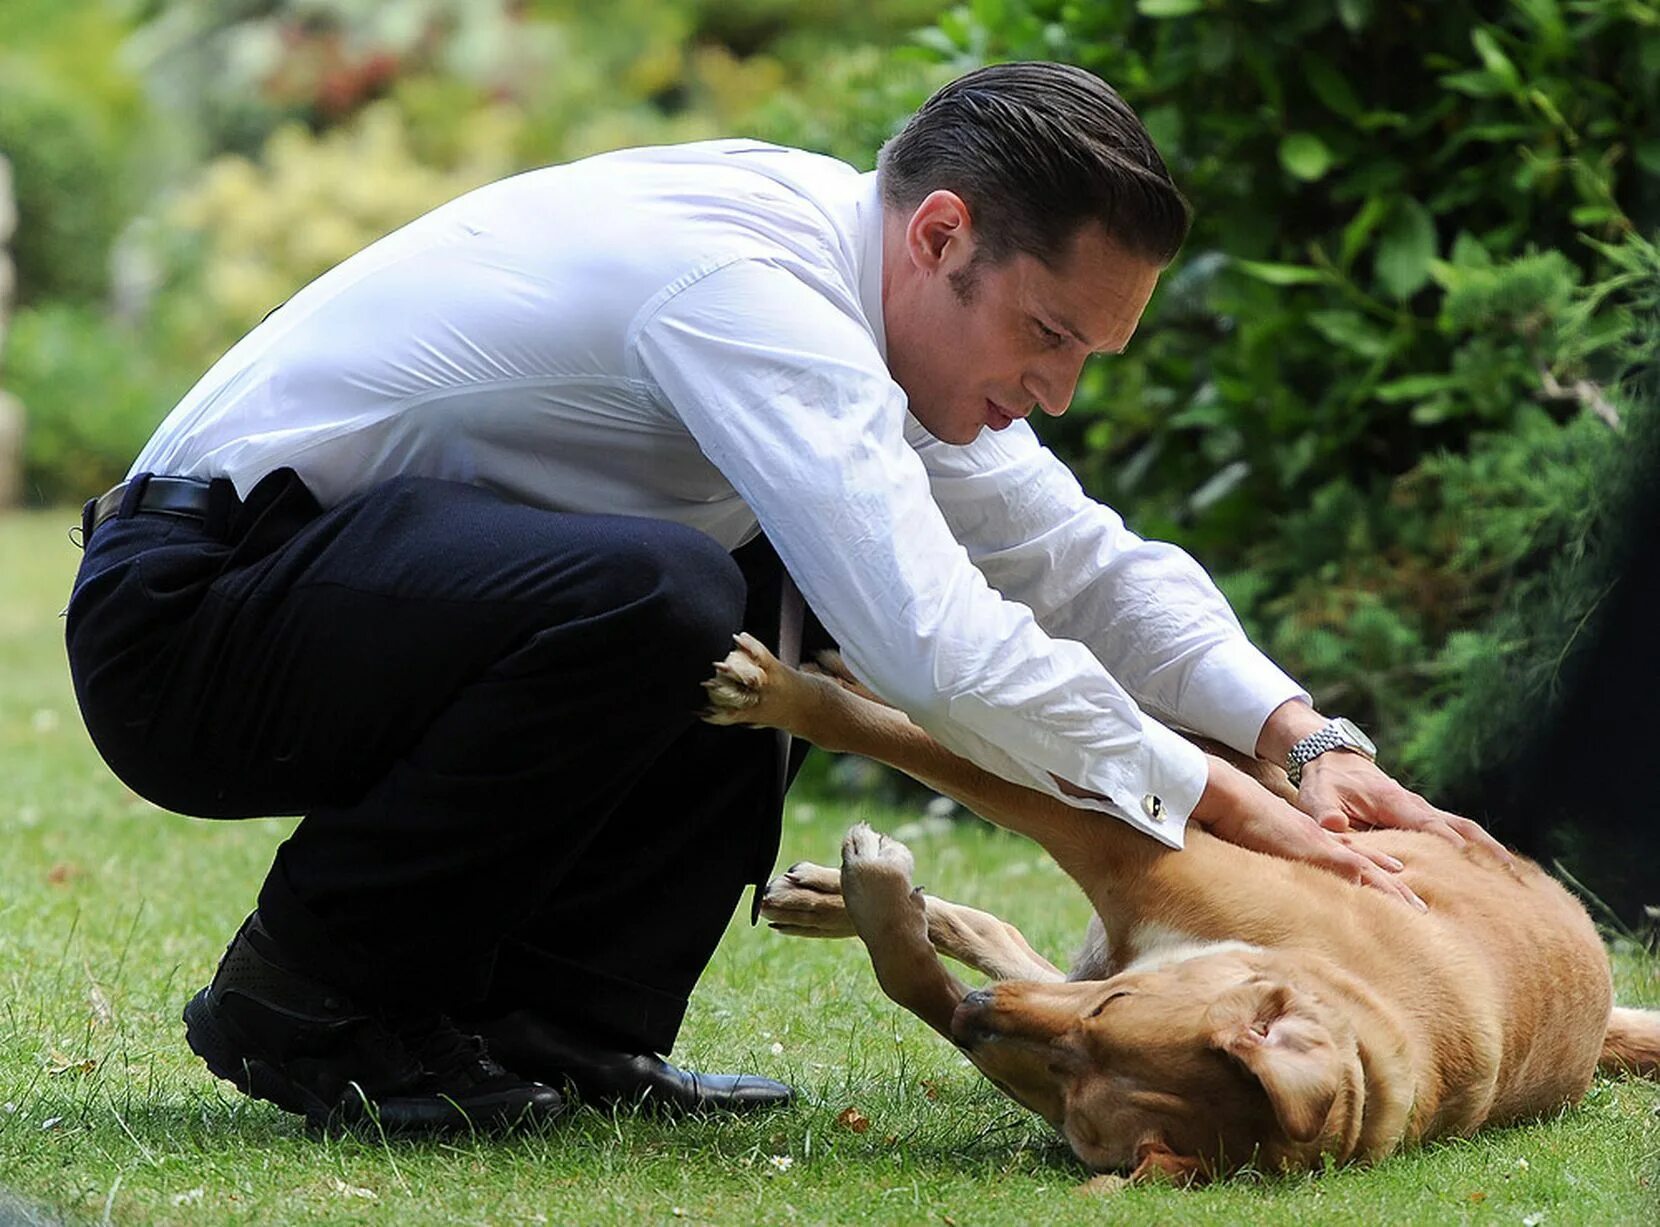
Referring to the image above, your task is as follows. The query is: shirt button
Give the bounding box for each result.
[1142,794,1165,821]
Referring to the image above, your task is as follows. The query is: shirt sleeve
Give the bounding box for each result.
[628,257,1206,847]
[910,417,1311,758]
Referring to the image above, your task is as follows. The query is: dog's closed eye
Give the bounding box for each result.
[1087,991,1132,1019]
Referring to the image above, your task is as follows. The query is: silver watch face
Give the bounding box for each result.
[1331,717,1377,758]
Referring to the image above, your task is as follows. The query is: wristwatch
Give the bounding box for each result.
[1285,717,1377,788]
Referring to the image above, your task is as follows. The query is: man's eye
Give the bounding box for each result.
[1034,319,1065,346]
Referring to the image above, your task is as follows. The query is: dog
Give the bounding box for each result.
[704,633,1660,1183]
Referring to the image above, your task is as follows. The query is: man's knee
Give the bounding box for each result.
[603,522,747,670]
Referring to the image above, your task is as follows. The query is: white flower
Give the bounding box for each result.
[1522,1213,1545,1227]
[766,1154,793,1173]
[171,1188,204,1206]
[769,1041,784,1055]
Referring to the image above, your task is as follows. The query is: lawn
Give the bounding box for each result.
[2,508,1657,1226]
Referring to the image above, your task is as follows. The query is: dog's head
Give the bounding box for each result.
[950,949,1365,1181]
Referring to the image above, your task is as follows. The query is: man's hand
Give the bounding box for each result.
[1256,698,1513,866]
[1191,757,1428,911]
[1296,751,1514,866]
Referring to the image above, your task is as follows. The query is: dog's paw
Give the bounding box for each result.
[841,823,917,892]
[774,860,842,894]
[702,632,779,725]
[841,824,928,948]
[759,861,855,938]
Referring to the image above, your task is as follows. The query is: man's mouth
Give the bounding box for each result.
[985,400,1016,430]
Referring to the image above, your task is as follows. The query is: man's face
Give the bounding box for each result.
[882,193,1163,445]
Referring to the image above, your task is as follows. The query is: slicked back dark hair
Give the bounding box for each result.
[878,62,1191,269]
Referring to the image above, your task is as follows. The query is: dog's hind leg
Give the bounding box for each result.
[759,861,857,938]
[1601,1007,1660,1077]
[761,860,1064,982]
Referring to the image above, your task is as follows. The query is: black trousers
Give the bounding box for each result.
[65,469,816,1054]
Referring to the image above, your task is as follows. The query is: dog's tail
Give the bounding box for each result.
[1600,1007,1660,1077]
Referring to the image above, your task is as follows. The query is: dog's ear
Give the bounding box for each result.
[1129,1138,1204,1185]
[1209,981,1344,1144]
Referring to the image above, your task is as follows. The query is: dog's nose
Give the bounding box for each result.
[951,989,1000,1047]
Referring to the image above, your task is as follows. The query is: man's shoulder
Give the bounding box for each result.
[600,138,861,178]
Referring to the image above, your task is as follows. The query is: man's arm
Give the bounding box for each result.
[921,421,1510,868]
[629,257,1209,846]
[912,416,1305,757]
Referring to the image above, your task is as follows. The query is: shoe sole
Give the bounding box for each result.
[184,990,564,1134]
[184,989,341,1126]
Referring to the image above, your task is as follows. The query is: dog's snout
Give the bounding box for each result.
[951,989,1002,1048]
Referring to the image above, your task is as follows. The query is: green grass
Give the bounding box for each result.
[2,507,1657,1225]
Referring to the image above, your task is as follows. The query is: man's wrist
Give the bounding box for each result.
[1255,698,1327,765]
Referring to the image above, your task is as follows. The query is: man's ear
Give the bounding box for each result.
[1129,1138,1204,1185]
[1209,981,1346,1144]
[904,190,974,273]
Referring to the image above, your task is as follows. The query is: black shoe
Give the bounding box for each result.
[183,914,564,1134]
[471,1009,794,1115]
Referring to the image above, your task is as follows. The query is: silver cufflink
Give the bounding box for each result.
[1142,794,1164,821]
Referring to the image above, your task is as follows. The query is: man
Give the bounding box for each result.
[65,62,1505,1134]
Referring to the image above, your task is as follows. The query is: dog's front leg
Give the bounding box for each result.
[839,824,969,1041]
[705,634,1158,891]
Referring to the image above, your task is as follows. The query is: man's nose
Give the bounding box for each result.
[1025,354,1086,417]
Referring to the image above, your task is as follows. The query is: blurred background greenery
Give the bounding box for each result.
[1,0,1656,919]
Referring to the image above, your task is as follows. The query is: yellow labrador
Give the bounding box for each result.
[705,634,1660,1181]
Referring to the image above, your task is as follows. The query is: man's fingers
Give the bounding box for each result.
[1314,833,1424,909]
[1336,834,1404,874]
[1424,819,1466,849]
[1317,811,1351,833]
[1399,794,1516,865]
[1441,811,1517,866]
[1349,855,1427,911]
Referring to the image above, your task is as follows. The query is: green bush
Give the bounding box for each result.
[0,67,133,305]
[920,0,1656,550]
[905,4,1659,851]
[1199,233,1649,772]
[1404,233,1660,787]
[4,303,195,503]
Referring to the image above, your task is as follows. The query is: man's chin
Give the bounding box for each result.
[913,415,984,446]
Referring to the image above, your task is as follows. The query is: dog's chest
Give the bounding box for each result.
[1119,921,1261,975]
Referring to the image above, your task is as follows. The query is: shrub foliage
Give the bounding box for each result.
[1,0,1655,910]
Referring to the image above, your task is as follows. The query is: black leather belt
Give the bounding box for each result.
[83,476,217,540]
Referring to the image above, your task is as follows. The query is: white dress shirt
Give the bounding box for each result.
[131,139,1308,846]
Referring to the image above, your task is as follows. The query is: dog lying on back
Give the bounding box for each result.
[705,634,1660,1182]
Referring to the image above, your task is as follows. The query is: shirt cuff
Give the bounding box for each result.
[1178,638,1311,759]
[1059,716,1209,851]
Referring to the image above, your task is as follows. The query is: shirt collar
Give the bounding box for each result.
[856,170,888,364]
